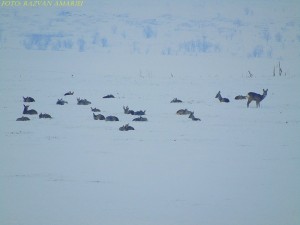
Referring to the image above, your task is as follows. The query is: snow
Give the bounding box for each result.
[1,1,300,225]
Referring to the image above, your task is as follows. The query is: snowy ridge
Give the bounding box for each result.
[1,1,300,58]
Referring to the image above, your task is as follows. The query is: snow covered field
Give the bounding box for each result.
[1,1,300,225]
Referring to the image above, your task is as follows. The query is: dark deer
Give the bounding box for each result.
[103,94,115,98]
[247,89,268,108]
[123,106,135,115]
[119,124,134,131]
[235,95,247,100]
[176,109,192,115]
[64,91,74,96]
[23,96,35,102]
[23,105,38,115]
[189,112,201,121]
[39,113,52,119]
[133,116,148,122]
[16,116,30,121]
[56,98,68,105]
[105,116,119,121]
[170,98,182,103]
[134,110,146,116]
[77,98,91,105]
[91,107,101,112]
[215,91,230,103]
[93,113,105,120]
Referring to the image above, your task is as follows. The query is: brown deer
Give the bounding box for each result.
[247,89,268,108]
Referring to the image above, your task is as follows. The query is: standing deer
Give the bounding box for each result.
[247,89,268,108]
[215,91,230,103]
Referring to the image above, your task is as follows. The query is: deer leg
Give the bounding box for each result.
[247,99,251,108]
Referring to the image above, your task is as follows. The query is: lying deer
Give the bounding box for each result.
[103,94,115,98]
[176,109,192,115]
[189,112,201,121]
[77,98,91,105]
[91,107,101,112]
[215,91,230,103]
[105,116,119,121]
[39,113,52,119]
[23,105,38,115]
[56,98,68,105]
[119,124,134,131]
[235,95,247,100]
[123,106,135,115]
[133,116,148,121]
[23,96,35,102]
[16,116,30,121]
[170,98,182,103]
[93,113,105,120]
[134,110,146,116]
[64,91,74,96]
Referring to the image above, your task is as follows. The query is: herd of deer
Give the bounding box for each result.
[17,92,147,131]
[215,89,268,108]
[17,89,268,130]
